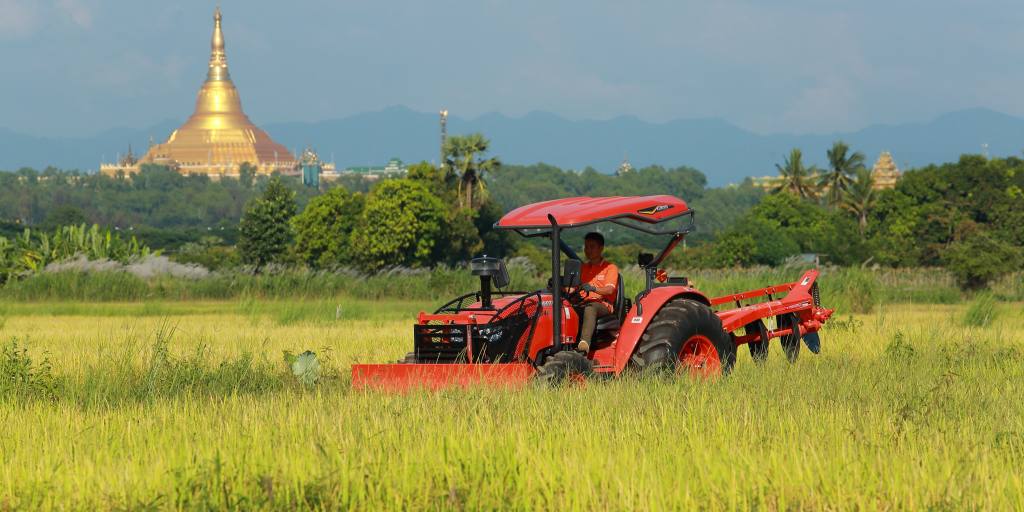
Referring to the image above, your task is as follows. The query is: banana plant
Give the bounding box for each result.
[0,223,155,284]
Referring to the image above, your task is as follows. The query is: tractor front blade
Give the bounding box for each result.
[351,363,535,391]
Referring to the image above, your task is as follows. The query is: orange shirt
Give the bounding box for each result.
[580,259,619,312]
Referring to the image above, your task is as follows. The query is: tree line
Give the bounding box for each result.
[2,135,1021,289]
[700,143,1023,289]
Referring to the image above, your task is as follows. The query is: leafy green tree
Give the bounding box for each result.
[407,161,457,201]
[350,180,447,271]
[821,140,865,208]
[773,149,819,199]
[238,162,256,189]
[729,193,866,265]
[711,217,800,266]
[42,206,88,230]
[443,133,501,209]
[475,200,518,257]
[841,168,876,236]
[867,154,1022,267]
[407,161,495,263]
[942,229,1023,290]
[238,176,297,271]
[290,187,365,269]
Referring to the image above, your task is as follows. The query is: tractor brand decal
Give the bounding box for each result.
[801,276,811,285]
[631,316,643,324]
[637,204,674,215]
[564,307,572,319]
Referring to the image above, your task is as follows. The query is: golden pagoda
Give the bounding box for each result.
[102,8,295,177]
[870,151,901,190]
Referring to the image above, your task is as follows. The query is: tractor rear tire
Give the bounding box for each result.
[633,298,736,377]
[535,351,593,385]
[778,313,801,363]
[746,319,770,363]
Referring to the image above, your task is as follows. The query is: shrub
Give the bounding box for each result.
[1,339,58,402]
[942,230,1023,290]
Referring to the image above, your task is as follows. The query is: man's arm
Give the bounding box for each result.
[582,264,618,298]
[595,264,618,295]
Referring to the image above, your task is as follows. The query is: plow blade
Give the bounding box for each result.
[351,363,535,391]
[802,331,822,354]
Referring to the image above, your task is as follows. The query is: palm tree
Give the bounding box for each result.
[841,168,876,237]
[443,133,501,209]
[820,140,866,208]
[773,148,819,199]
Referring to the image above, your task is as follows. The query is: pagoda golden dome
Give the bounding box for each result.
[133,8,294,176]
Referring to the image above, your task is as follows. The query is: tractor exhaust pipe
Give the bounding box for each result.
[548,214,562,353]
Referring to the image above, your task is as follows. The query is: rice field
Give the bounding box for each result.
[1,297,1023,510]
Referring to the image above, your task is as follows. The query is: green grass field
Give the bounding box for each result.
[2,297,1023,510]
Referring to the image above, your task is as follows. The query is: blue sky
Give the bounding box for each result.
[2,0,1022,137]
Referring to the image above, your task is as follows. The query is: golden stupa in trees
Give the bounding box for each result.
[102,8,294,177]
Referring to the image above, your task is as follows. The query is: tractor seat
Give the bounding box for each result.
[594,274,626,332]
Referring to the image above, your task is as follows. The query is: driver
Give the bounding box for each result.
[576,232,619,353]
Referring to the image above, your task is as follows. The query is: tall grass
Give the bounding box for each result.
[0,301,1022,509]
[962,292,999,327]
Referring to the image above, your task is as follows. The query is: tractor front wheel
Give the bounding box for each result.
[535,351,593,385]
[633,298,736,378]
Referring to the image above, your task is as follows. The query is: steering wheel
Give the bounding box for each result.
[562,284,589,306]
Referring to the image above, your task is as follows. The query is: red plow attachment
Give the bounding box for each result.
[712,270,835,353]
[351,363,535,391]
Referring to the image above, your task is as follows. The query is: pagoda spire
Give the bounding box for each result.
[207,7,230,82]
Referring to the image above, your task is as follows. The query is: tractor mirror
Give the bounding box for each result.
[562,259,582,287]
[493,260,510,289]
[638,252,654,267]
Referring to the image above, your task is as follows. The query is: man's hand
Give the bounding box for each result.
[579,283,596,293]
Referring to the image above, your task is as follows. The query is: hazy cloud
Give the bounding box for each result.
[56,0,93,28]
[0,0,38,38]
[2,1,1023,136]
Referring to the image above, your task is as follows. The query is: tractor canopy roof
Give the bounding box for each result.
[495,195,693,236]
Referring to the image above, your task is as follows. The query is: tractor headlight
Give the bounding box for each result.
[476,326,504,344]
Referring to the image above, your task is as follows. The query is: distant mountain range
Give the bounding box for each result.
[3,106,1022,186]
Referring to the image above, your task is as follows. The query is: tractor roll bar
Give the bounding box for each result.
[548,214,563,353]
[644,233,685,290]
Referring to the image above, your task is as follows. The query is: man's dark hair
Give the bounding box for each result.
[584,232,605,246]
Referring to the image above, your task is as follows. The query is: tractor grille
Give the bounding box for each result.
[489,292,541,361]
[412,292,542,364]
[414,324,472,363]
[811,282,821,307]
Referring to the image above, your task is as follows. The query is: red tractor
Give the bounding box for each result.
[352,195,834,390]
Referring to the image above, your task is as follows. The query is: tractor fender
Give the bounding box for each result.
[611,287,711,374]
